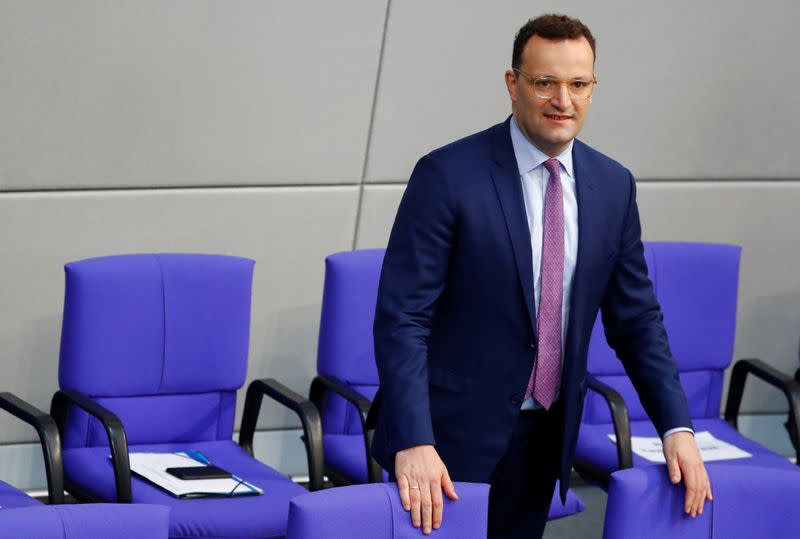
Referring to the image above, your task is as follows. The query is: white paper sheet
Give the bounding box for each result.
[126,452,262,498]
[608,430,752,463]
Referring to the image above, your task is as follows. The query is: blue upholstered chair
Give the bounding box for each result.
[603,463,800,539]
[50,254,323,539]
[0,504,171,539]
[575,242,800,484]
[286,483,489,539]
[286,482,489,539]
[310,249,585,521]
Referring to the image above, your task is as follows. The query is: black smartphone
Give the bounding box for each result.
[166,465,232,481]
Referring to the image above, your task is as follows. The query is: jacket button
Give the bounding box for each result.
[529,342,536,351]
[510,395,522,406]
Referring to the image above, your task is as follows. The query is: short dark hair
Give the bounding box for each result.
[512,14,596,70]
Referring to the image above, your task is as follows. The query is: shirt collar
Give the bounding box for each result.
[509,115,574,179]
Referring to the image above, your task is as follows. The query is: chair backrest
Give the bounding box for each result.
[604,465,709,539]
[59,253,254,447]
[316,249,384,436]
[286,482,489,539]
[583,242,741,425]
[604,464,800,539]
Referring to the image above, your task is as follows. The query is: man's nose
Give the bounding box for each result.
[550,82,572,109]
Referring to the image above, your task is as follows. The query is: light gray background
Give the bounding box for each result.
[1,0,798,480]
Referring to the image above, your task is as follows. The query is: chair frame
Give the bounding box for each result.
[724,357,800,462]
[239,378,324,491]
[0,392,64,504]
[309,374,383,484]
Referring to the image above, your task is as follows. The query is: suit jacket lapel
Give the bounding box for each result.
[565,140,597,370]
[490,118,537,336]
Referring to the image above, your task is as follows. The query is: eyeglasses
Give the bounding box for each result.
[513,68,597,101]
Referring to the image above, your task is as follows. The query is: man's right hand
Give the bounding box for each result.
[395,444,459,535]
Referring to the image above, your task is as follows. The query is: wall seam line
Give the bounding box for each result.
[352,0,393,250]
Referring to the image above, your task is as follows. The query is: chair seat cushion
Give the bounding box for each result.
[0,504,170,539]
[323,434,584,519]
[576,418,797,477]
[63,440,307,539]
[0,480,42,509]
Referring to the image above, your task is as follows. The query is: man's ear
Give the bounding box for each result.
[504,70,518,102]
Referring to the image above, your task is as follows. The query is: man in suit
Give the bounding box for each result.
[371,14,712,538]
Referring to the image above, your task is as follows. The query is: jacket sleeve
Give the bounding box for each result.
[373,154,456,456]
[600,169,693,437]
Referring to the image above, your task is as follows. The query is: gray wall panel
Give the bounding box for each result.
[367,1,800,182]
[0,1,386,189]
[354,184,404,248]
[357,182,800,414]
[0,186,357,443]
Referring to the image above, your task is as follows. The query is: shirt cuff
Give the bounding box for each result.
[662,427,694,439]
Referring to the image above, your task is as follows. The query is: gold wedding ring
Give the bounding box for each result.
[409,485,420,490]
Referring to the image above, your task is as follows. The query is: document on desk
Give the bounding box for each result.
[125,452,262,498]
[608,431,752,463]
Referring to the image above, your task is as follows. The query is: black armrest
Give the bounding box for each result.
[724,358,800,464]
[239,378,324,491]
[0,392,64,504]
[50,389,131,503]
[587,376,633,470]
[310,375,383,483]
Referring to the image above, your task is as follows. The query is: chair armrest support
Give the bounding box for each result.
[724,358,800,464]
[239,378,324,491]
[50,389,131,503]
[0,392,64,504]
[310,375,383,483]
[587,376,633,470]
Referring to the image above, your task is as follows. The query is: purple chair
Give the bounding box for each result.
[575,242,800,484]
[310,249,585,521]
[0,504,171,539]
[50,254,323,539]
[286,482,489,539]
[603,463,800,539]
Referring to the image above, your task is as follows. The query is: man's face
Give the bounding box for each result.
[505,35,595,157]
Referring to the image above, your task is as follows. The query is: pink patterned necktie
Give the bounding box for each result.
[524,158,564,410]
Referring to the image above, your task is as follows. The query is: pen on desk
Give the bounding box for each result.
[184,450,211,465]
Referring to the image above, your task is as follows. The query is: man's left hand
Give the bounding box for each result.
[663,431,713,518]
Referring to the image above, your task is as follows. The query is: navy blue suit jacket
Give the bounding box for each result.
[371,117,691,499]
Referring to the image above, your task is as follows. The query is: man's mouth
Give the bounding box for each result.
[545,114,572,121]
